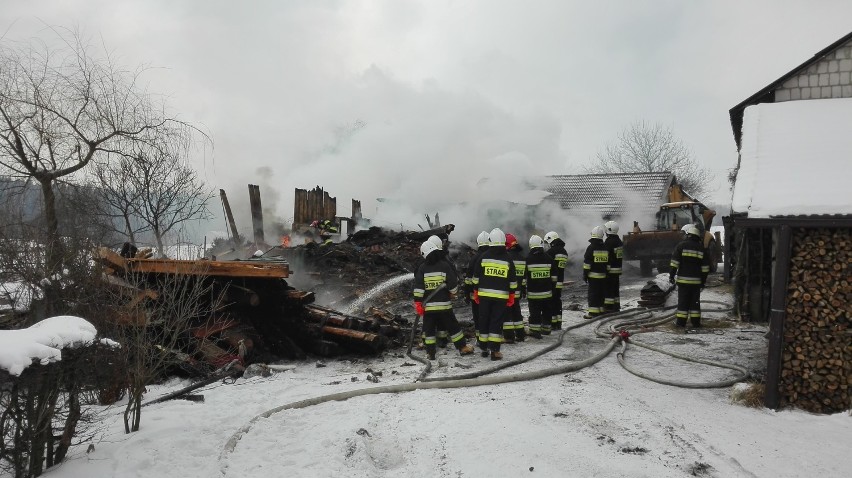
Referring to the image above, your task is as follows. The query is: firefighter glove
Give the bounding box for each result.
[507,292,515,307]
[414,302,425,316]
[473,289,480,304]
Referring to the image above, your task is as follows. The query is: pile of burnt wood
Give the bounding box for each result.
[96,247,407,375]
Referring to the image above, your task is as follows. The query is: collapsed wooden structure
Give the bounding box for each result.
[96,247,402,374]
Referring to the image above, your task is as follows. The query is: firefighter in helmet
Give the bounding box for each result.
[603,220,624,312]
[504,233,527,343]
[669,225,711,328]
[465,231,491,349]
[543,231,568,333]
[583,226,609,318]
[412,240,474,360]
[524,235,553,339]
[472,228,517,360]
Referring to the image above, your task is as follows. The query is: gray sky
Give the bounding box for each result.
[4,1,852,240]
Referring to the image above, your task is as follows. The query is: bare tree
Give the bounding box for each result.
[122,139,214,257]
[88,156,149,245]
[0,29,192,313]
[588,121,714,199]
[105,265,222,433]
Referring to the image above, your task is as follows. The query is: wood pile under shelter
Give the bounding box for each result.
[727,49,852,413]
[96,247,402,372]
[780,228,850,412]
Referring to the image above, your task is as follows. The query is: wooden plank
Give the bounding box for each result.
[97,247,127,272]
[765,225,792,410]
[124,257,289,278]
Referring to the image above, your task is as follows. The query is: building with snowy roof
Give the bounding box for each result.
[726,31,852,413]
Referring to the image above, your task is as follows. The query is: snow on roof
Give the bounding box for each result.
[0,315,97,376]
[732,98,852,217]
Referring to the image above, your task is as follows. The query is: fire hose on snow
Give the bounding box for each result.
[219,294,751,474]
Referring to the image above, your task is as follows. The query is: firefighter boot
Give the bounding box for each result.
[491,351,503,361]
[458,344,474,356]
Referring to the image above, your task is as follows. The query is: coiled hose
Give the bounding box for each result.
[596,301,750,388]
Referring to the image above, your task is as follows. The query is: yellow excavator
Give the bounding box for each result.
[622,183,722,276]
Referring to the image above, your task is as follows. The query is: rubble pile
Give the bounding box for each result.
[263,225,477,315]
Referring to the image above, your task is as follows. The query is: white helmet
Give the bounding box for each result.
[529,235,544,249]
[543,231,559,244]
[476,231,490,247]
[604,220,619,235]
[590,225,605,239]
[427,235,443,250]
[489,228,506,246]
[420,240,439,258]
[685,225,700,237]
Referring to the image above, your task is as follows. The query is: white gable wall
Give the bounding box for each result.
[774,39,852,102]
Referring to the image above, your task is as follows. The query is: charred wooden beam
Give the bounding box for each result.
[248,184,265,246]
[225,284,261,307]
[220,189,241,245]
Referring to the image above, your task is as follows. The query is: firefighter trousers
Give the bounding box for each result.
[549,288,563,330]
[478,298,508,352]
[422,311,467,355]
[676,284,702,327]
[527,298,550,334]
[587,278,606,316]
[503,301,526,341]
[604,274,621,311]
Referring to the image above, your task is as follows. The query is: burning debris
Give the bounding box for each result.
[261,224,475,314]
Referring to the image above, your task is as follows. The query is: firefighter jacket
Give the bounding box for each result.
[464,245,490,298]
[583,238,609,281]
[546,238,568,291]
[603,234,624,275]
[524,247,554,300]
[413,250,459,312]
[473,246,517,300]
[669,235,710,286]
[507,245,527,292]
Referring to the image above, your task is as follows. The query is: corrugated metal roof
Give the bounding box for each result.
[537,172,674,217]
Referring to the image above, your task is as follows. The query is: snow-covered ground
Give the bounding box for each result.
[39,281,850,478]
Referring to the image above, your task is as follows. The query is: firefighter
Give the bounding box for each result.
[472,228,517,360]
[524,235,553,339]
[504,233,527,343]
[583,226,609,319]
[427,234,455,348]
[413,240,474,360]
[465,231,491,350]
[543,231,568,333]
[603,220,624,312]
[669,224,711,328]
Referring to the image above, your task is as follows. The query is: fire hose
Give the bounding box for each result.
[219,300,749,473]
[593,300,750,388]
[219,335,622,474]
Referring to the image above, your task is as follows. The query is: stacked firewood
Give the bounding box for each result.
[781,228,851,413]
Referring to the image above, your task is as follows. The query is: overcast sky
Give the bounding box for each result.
[4,1,852,239]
